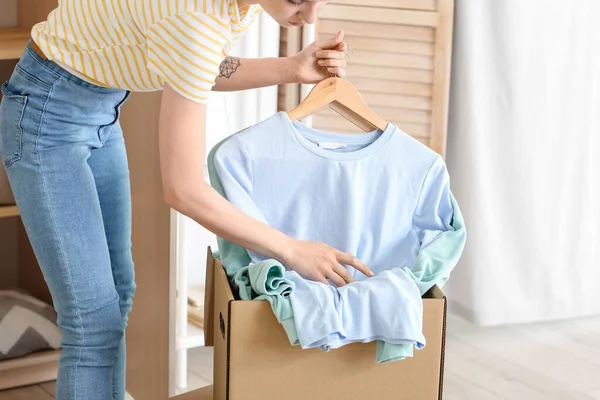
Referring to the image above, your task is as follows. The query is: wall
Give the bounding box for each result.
[0,0,17,27]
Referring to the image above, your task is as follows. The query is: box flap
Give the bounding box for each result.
[171,385,213,400]
[213,261,235,400]
[203,248,216,347]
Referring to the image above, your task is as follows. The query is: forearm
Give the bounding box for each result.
[212,56,297,91]
[159,83,293,262]
[171,181,293,261]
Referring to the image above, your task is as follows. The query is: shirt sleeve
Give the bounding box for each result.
[408,156,467,295]
[211,133,274,264]
[146,12,230,103]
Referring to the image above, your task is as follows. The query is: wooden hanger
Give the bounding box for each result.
[287,77,388,133]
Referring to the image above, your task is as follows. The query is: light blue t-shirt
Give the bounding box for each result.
[214,112,454,278]
[211,112,465,360]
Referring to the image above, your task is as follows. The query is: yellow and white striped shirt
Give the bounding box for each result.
[32,0,262,103]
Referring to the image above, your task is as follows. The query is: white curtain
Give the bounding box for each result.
[183,14,280,288]
[444,0,600,326]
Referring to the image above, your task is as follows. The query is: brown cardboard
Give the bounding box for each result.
[206,248,447,400]
[172,385,213,400]
[203,248,216,347]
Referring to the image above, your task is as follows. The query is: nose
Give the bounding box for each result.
[301,3,319,24]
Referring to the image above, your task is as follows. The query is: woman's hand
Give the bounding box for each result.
[282,239,373,287]
[291,30,349,84]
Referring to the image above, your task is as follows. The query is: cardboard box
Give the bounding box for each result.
[204,248,447,400]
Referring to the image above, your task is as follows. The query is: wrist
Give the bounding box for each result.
[283,56,301,84]
[271,234,297,264]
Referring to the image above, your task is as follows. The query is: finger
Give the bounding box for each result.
[316,276,329,285]
[333,264,355,284]
[315,50,346,60]
[327,271,347,288]
[318,59,346,68]
[338,252,374,277]
[327,67,346,77]
[316,30,344,49]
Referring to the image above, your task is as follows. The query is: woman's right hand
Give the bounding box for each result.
[282,239,373,287]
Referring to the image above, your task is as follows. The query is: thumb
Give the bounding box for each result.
[316,30,344,49]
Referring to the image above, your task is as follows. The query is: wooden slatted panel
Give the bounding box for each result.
[314,114,430,138]
[319,35,435,56]
[350,77,432,97]
[356,92,430,110]
[346,65,433,84]
[308,0,454,157]
[319,20,435,42]
[319,5,439,27]
[346,50,434,70]
[319,107,431,125]
[429,0,454,156]
[331,0,438,11]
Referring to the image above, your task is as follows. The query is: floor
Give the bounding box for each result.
[3,314,600,399]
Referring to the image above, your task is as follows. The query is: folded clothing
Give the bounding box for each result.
[220,255,423,361]
[231,259,299,343]
[285,268,425,352]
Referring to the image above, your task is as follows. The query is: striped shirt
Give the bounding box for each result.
[31,0,262,103]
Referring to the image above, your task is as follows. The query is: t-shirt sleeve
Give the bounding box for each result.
[146,12,230,103]
[413,156,454,247]
[408,156,467,295]
[213,134,270,224]
[212,134,275,262]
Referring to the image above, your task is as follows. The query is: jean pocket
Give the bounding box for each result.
[0,82,28,169]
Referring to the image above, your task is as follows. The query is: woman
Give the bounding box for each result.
[0,0,372,399]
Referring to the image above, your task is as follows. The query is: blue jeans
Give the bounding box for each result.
[0,43,135,400]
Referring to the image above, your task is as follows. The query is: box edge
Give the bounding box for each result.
[226,300,232,400]
[204,247,216,347]
[438,296,448,400]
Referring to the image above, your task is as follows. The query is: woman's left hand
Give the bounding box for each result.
[291,30,349,84]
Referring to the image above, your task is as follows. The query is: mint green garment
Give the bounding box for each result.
[207,133,466,363]
[234,258,300,343]
[406,192,467,296]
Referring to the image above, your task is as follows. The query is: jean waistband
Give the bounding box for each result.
[19,39,126,94]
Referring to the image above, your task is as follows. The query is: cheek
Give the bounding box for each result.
[272,3,296,19]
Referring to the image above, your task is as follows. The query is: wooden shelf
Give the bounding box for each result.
[0,205,19,218]
[0,28,30,61]
[0,349,61,391]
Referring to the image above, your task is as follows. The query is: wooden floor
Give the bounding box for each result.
[443,314,600,400]
[0,382,55,400]
[3,314,600,399]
